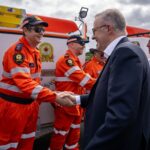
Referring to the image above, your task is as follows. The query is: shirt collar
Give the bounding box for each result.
[104,36,126,58]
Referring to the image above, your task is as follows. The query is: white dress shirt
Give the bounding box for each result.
[104,36,126,58]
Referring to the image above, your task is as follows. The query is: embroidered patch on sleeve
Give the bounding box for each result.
[66,59,74,67]
[13,53,25,65]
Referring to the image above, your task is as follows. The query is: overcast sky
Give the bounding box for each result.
[1,0,150,49]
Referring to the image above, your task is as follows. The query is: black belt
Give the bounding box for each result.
[0,93,34,104]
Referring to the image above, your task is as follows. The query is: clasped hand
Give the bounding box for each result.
[55,91,76,107]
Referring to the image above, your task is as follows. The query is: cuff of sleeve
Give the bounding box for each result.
[75,95,81,105]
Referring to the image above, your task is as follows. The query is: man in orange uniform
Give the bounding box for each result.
[50,35,96,150]
[83,48,106,79]
[0,16,74,150]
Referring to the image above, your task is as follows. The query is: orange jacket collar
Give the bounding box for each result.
[19,36,37,53]
[66,49,80,62]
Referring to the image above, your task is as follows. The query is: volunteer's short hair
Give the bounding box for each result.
[67,35,89,46]
[21,15,48,28]
[90,48,104,57]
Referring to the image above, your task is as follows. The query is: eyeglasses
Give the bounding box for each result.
[92,24,108,35]
[31,26,45,33]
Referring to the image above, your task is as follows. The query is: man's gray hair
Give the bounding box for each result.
[96,9,126,32]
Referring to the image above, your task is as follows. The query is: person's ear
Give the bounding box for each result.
[23,27,27,33]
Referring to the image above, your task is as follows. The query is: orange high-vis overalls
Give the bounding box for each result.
[83,56,104,93]
[0,36,56,150]
[50,50,96,150]
[83,56,104,79]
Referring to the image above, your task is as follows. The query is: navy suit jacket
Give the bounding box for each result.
[81,37,150,150]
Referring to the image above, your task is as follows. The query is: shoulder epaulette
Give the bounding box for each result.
[64,53,70,59]
[13,43,24,65]
[15,43,23,51]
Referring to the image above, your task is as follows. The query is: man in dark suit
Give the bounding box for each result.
[70,8,150,150]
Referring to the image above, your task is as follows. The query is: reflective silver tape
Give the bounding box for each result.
[11,67,30,75]
[79,74,91,87]
[70,123,80,129]
[0,142,18,149]
[64,143,78,149]
[2,70,12,78]
[65,66,80,77]
[53,128,69,136]
[0,82,22,93]
[2,70,40,79]
[55,77,73,82]
[31,85,43,99]
[21,131,35,139]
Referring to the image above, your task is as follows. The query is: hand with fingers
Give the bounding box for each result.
[55,92,76,107]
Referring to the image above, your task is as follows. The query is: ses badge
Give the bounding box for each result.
[66,59,74,66]
[13,53,25,65]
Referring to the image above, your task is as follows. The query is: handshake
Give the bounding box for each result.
[55,91,77,107]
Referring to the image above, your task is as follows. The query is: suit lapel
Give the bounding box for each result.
[88,37,129,102]
[116,37,129,46]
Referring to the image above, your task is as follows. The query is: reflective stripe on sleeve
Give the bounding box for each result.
[79,74,91,87]
[70,123,80,129]
[0,82,22,93]
[55,77,73,82]
[21,131,35,139]
[65,66,80,77]
[11,67,30,75]
[31,85,43,99]
[2,70,40,79]
[53,128,69,136]
[0,142,18,149]
[64,143,78,149]
[2,70,12,78]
